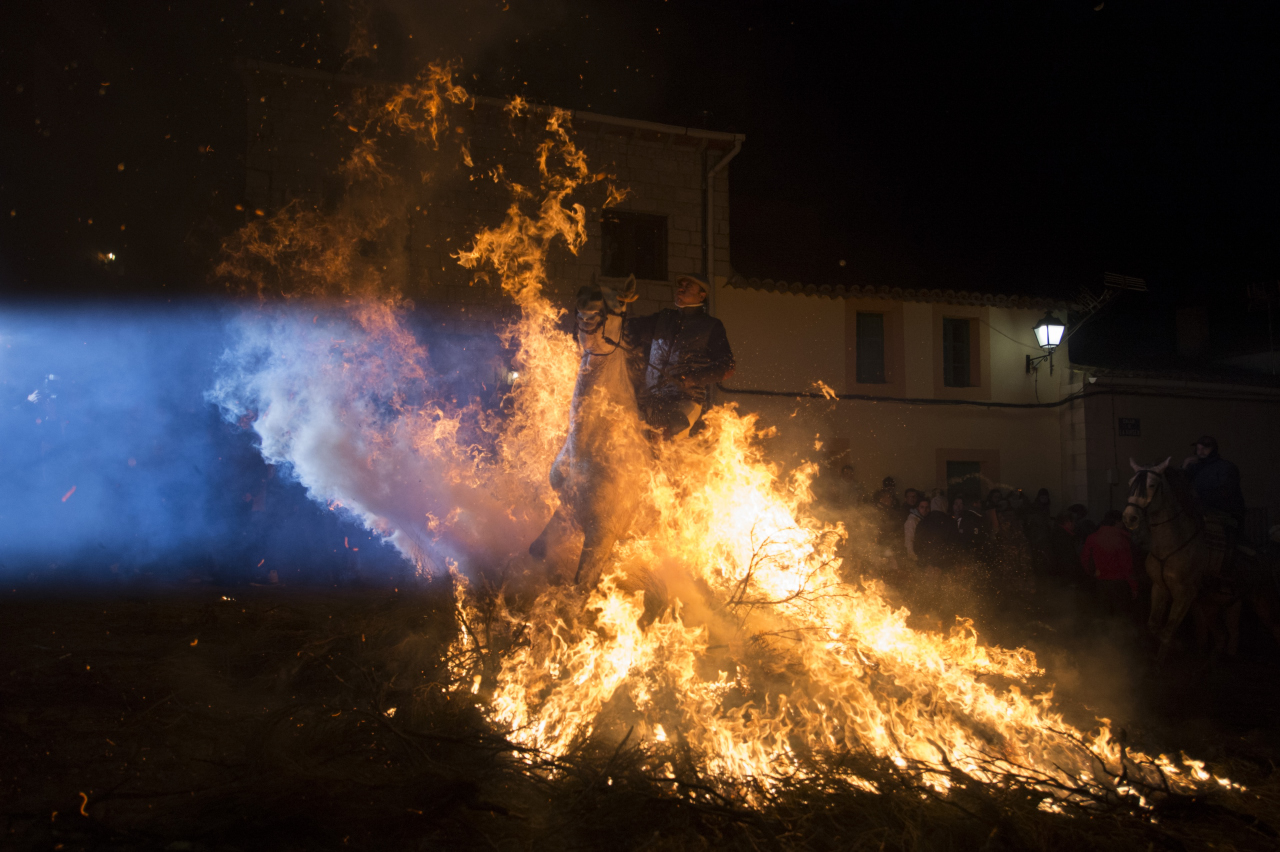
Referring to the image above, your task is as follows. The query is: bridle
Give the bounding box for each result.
[578,309,627,357]
[578,281,641,358]
[1128,467,1203,569]
[1128,471,1183,528]
[577,303,682,384]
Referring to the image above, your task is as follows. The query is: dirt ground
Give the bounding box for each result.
[3,578,1279,851]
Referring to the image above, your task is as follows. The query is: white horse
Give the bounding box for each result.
[528,275,650,588]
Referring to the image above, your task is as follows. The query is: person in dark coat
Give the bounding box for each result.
[915,501,958,569]
[872,476,900,510]
[1184,435,1246,522]
[1067,503,1097,544]
[957,494,989,557]
[625,275,735,439]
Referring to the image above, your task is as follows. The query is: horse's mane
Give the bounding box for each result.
[1162,466,1202,520]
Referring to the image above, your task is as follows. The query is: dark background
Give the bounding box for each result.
[2,1,1279,361]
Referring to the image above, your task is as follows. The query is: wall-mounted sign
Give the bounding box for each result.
[1118,417,1141,437]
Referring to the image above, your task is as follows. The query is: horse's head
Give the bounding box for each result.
[1123,456,1172,531]
[575,274,637,355]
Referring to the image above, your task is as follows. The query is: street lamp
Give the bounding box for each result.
[1026,310,1066,374]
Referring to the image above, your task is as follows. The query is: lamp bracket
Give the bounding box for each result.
[1026,352,1055,375]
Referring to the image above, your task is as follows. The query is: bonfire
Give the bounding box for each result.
[208,63,1241,824]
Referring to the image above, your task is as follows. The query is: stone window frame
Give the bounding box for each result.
[844,297,905,398]
[931,304,992,401]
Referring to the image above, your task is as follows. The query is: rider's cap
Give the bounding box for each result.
[675,275,710,295]
[1191,434,1218,449]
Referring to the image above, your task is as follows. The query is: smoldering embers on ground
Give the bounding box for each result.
[3,584,1279,851]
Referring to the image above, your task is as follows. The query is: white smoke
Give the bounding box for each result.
[208,303,544,577]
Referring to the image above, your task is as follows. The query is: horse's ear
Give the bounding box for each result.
[617,273,639,304]
[1155,456,1172,473]
[1129,458,1141,472]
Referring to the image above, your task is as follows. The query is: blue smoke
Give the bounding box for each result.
[0,302,420,585]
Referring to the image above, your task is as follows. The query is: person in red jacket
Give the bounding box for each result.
[1080,509,1137,619]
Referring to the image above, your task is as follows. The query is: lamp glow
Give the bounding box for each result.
[1032,311,1065,352]
[1026,310,1067,375]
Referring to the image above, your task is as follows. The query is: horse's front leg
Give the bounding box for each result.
[573,476,640,589]
[1147,555,1170,637]
[573,525,621,589]
[530,444,572,559]
[529,505,568,560]
[1157,563,1201,661]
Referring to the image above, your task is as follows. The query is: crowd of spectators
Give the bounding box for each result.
[818,471,1142,627]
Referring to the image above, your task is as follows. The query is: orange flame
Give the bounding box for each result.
[213,63,1235,810]
[446,101,1234,809]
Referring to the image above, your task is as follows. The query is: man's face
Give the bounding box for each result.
[1196,443,1213,459]
[674,279,707,307]
[917,501,930,516]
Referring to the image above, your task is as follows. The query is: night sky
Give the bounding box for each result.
[2,1,1278,359]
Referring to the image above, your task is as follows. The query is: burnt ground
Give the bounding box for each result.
[2,577,1279,852]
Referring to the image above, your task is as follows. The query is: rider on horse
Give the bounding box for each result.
[1184,434,1247,566]
[1184,435,1245,522]
[624,275,735,440]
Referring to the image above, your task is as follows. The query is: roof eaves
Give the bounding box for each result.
[727,274,1074,310]
[1071,361,1280,391]
[236,59,743,144]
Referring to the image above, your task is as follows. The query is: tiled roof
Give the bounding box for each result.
[1073,361,1280,391]
[727,274,1074,310]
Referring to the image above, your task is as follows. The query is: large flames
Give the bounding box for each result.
[215,65,1235,813]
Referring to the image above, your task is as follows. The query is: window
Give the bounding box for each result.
[942,317,975,387]
[855,312,886,384]
[601,210,667,280]
[946,460,983,500]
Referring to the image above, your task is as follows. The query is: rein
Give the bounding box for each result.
[1129,469,1204,570]
[578,312,627,358]
[578,314,683,384]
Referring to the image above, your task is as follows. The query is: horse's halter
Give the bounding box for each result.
[579,304,630,358]
[1126,466,1182,528]
[1127,469,1159,510]
[1126,461,1203,568]
[577,278,638,358]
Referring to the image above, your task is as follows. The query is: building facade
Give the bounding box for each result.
[715,276,1084,508]
[238,60,741,326]
[239,61,1278,536]
[715,276,1280,538]
[1074,368,1280,541]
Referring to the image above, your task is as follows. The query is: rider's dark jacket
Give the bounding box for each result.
[1185,452,1246,520]
[624,305,735,408]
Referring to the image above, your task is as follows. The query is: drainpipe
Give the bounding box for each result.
[705,137,743,317]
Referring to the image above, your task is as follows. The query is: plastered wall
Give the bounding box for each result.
[716,286,1074,509]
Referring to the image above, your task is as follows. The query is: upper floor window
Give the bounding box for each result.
[601,210,667,280]
[942,317,976,387]
[855,312,886,384]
